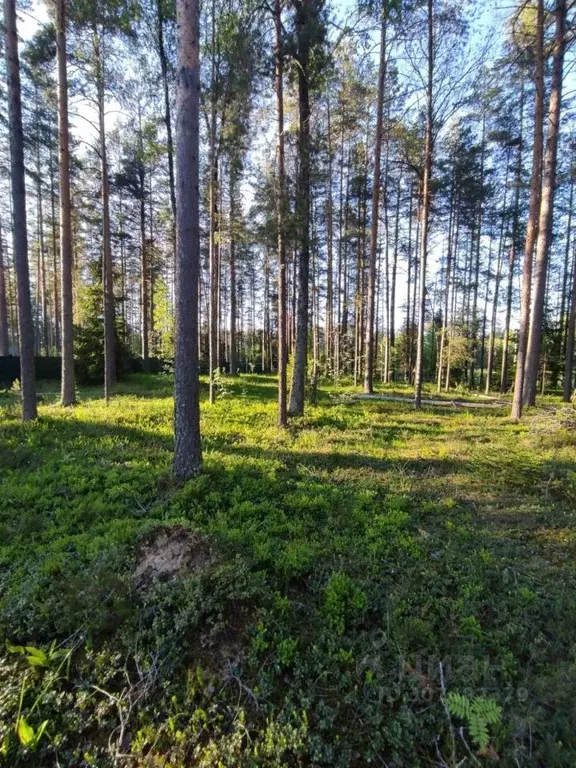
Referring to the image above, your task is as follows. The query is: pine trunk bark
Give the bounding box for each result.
[563,244,576,401]
[158,0,177,228]
[501,108,523,393]
[364,8,387,393]
[208,5,219,403]
[486,157,510,393]
[4,0,37,419]
[229,170,238,376]
[94,31,116,402]
[469,116,486,389]
[405,184,413,381]
[511,0,544,419]
[523,0,566,407]
[56,0,75,405]
[325,98,334,376]
[437,178,454,392]
[558,172,573,376]
[288,0,311,416]
[275,0,287,425]
[389,181,400,381]
[414,0,433,409]
[138,114,149,369]
[49,138,60,352]
[0,219,9,355]
[173,0,202,479]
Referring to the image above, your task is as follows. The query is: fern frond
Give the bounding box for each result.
[471,696,501,725]
[445,691,471,720]
[469,714,490,750]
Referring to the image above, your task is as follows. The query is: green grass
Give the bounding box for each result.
[1,374,576,766]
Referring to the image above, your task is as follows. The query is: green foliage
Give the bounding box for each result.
[212,367,232,399]
[74,282,131,384]
[321,572,367,634]
[446,692,502,750]
[1,375,576,765]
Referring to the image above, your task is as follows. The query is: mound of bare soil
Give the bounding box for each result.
[132,525,214,589]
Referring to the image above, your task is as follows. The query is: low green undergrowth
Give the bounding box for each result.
[1,375,575,766]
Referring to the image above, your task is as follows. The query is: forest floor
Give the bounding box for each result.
[1,374,576,767]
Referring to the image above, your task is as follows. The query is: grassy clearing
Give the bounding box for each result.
[1,374,576,766]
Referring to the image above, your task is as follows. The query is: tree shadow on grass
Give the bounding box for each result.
[0,405,550,502]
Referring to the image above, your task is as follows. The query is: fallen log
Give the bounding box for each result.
[351,394,509,409]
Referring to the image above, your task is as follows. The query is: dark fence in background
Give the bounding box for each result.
[0,357,168,388]
[129,357,166,375]
[0,356,268,389]
[0,356,62,388]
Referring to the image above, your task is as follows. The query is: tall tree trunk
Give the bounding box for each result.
[157,0,177,230]
[354,171,364,386]
[389,179,400,381]
[511,0,544,419]
[325,97,334,376]
[500,243,516,394]
[7,244,19,352]
[291,242,297,354]
[364,7,387,393]
[137,109,149,370]
[217,174,223,368]
[335,125,346,378]
[34,86,49,356]
[523,0,566,407]
[4,0,37,420]
[342,166,351,371]
[414,0,433,409]
[49,136,60,352]
[94,30,116,402]
[469,114,486,389]
[311,222,319,381]
[263,249,271,372]
[405,183,413,381]
[208,3,219,403]
[173,0,202,479]
[486,156,510,393]
[229,168,238,376]
[0,219,9,355]
[501,96,523,393]
[148,169,155,351]
[485,238,504,394]
[288,0,311,416]
[410,188,421,384]
[445,203,459,391]
[139,193,149,367]
[437,177,454,391]
[563,241,576,401]
[558,170,574,376]
[56,0,75,405]
[275,0,287,425]
[479,224,492,389]
[382,139,390,381]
